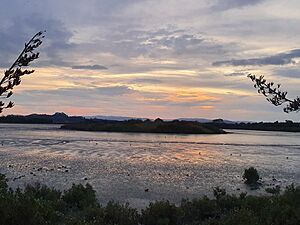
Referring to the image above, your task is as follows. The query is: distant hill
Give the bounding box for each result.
[0,112,86,124]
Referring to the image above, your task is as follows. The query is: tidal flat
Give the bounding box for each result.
[0,124,299,208]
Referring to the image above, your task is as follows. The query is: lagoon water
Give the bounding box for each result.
[0,123,299,208]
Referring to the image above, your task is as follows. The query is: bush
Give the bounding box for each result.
[265,186,281,195]
[0,174,8,194]
[63,183,97,210]
[181,196,218,224]
[243,167,260,185]
[24,183,62,201]
[0,173,299,225]
[141,201,181,225]
[213,187,226,200]
[104,201,139,225]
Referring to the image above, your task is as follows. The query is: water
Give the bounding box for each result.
[0,123,299,208]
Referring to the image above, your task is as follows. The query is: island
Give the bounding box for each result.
[61,118,226,134]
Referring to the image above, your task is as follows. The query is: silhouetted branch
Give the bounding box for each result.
[248,74,300,113]
[0,31,45,113]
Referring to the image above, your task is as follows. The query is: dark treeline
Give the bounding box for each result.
[61,119,225,134]
[211,120,300,132]
[0,174,299,225]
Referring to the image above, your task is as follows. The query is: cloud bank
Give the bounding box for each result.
[210,0,265,11]
[72,65,108,70]
[213,49,300,67]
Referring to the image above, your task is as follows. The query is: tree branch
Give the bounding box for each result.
[248,74,300,113]
[0,31,45,113]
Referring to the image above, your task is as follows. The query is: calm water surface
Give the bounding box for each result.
[0,124,299,208]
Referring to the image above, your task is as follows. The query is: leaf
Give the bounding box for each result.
[6,91,13,98]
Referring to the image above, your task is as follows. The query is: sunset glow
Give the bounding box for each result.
[1,0,300,121]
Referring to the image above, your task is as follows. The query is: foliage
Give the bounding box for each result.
[141,201,181,225]
[104,201,140,225]
[0,31,45,113]
[63,183,98,210]
[0,174,8,195]
[248,74,300,113]
[0,173,299,225]
[265,186,281,195]
[243,167,260,185]
[213,187,227,200]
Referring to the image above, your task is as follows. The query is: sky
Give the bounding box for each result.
[1,0,300,121]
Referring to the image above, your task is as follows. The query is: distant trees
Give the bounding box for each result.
[248,74,300,113]
[0,31,45,113]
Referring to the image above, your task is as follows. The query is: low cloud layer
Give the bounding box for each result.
[210,0,265,11]
[72,65,108,70]
[275,68,300,78]
[129,78,163,84]
[213,49,300,67]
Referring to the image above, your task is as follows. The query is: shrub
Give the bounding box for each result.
[104,201,139,225]
[141,201,181,225]
[265,186,281,195]
[0,173,299,225]
[243,167,260,185]
[181,197,218,224]
[213,187,226,200]
[0,174,8,194]
[63,183,98,210]
[24,183,61,201]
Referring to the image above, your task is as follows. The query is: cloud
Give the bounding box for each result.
[72,65,108,70]
[0,14,74,68]
[275,68,300,78]
[84,27,236,62]
[129,78,163,84]
[165,99,220,107]
[224,72,247,77]
[94,86,134,96]
[62,86,135,96]
[213,49,300,67]
[14,86,135,104]
[13,85,219,112]
[210,0,265,11]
